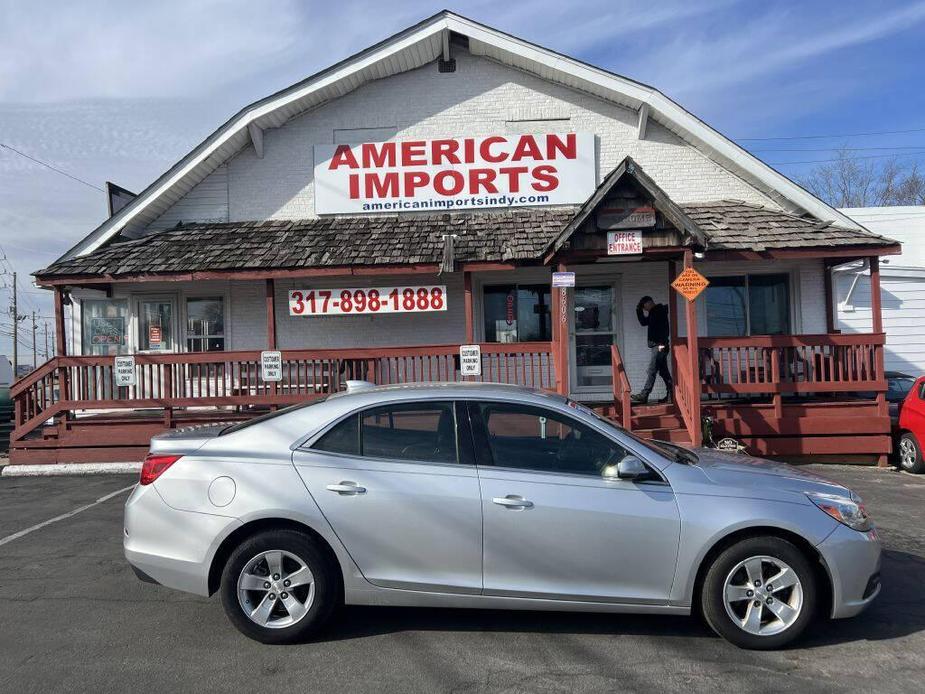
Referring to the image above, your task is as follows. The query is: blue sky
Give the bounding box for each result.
[1,0,925,360]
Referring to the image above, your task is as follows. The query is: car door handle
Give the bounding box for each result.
[326,481,366,495]
[492,495,534,509]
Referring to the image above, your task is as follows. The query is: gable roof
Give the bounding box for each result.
[545,156,708,257]
[56,10,865,263]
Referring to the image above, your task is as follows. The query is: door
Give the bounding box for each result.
[571,283,620,393]
[137,297,177,352]
[292,401,483,594]
[469,400,680,603]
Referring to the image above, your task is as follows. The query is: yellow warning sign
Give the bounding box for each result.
[671,267,710,302]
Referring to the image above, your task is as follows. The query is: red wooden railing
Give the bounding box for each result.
[672,342,700,444]
[610,344,632,431]
[697,334,887,395]
[11,342,554,442]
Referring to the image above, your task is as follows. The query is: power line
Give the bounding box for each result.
[751,145,925,153]
[768,150,925,166]
[0,142,105,193]
[737,126,925,142]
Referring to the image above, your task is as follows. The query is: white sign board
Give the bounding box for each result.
[606,230,643,255]
[314,133,597,215]
[551,272,576,288]
[289,286,447,316]
[597,205,656,229]
[261,351,282,382]
[459,345,482,376]
[114,356,136,387]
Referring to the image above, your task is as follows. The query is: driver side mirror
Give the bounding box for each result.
[603,456,651,481]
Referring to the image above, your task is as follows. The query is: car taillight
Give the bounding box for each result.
[140,454,182,485]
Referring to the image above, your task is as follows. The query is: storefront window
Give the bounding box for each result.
[81,299,129,356]
[705,274,790,336]
[186,297,225,352]
[483,285,551,343]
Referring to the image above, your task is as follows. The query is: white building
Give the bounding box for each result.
[14,11,898,465]
[837,207,925,375]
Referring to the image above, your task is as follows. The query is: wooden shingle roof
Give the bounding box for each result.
[37,202,895,280]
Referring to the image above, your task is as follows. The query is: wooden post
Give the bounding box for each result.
[265,278,278,406]
[823,261,837,334]
[54,288,67,356]
[265,279,277,350]
[667,260,679,404]
[869,256,888,466]
[556,263,570,396]
[463,271,474,344]
[683,250,702,445]
[53,289,70,433]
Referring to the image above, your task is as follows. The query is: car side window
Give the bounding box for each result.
[472,402,628,476]
[360,402,458,464]
[312,414,360,455]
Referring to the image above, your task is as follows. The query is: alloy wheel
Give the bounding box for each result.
[722,555,803,636]
[237,549,315,629]
[900,437,917,469]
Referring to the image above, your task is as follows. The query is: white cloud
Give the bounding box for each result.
[0,0,305,101]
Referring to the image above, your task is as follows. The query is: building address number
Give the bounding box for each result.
[289,286,447,316]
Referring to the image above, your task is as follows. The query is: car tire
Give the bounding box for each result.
[701,536,817,650]
[898,432,925,473]
[219,529,338,644]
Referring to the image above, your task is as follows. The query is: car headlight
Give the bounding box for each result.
[806,491,873,532]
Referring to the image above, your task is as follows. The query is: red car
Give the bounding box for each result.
[897,375,925,473]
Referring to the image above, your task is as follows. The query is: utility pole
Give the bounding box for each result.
[10,271,17,379]
[44,321,49,360]
[31,310,37,369]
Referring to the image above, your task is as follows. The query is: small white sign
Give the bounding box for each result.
[114,356,136,387]
[607,230,643,255]
[261,351,282,382]
[459,345,482,376]
[551,272,576,288]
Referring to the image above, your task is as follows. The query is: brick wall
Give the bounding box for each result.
[145,47,779,230]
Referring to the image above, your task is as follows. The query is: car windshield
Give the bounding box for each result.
[568,400,698,464]
[220,397,328,435]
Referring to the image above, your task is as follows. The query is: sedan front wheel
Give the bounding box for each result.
[701,536,816,649]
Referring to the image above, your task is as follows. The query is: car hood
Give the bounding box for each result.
[692,448,849,495]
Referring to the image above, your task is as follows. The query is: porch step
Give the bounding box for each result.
[632,427,692,444]
[632,413,685,429]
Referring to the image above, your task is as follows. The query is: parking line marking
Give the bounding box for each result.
[0,485,135,548]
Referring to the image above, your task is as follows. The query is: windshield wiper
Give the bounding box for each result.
[653,440,699,465]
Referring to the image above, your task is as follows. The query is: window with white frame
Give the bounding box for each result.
[186,297,225,351]
[705,274,790,336]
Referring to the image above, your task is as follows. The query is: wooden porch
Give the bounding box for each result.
[9,331,890,465]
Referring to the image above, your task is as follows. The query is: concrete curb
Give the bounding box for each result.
[1,463,142,477]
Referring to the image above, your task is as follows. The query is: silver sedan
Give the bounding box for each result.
[124,383,880,649]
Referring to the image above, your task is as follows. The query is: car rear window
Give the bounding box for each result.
[221,398,327,435]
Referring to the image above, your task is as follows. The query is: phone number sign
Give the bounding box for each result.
[289,286,447,316]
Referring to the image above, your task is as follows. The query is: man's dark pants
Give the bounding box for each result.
[641,344,673,399]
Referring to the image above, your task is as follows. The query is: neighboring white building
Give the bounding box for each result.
[837,207,925,375]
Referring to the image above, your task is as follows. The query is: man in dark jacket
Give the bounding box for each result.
[632,295,672,404]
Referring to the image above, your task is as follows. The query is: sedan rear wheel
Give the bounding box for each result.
[899,433,925,473]
[702,536,816,649]
[220,529,337,643]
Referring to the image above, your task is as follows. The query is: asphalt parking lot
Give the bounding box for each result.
[1,465,923,694]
